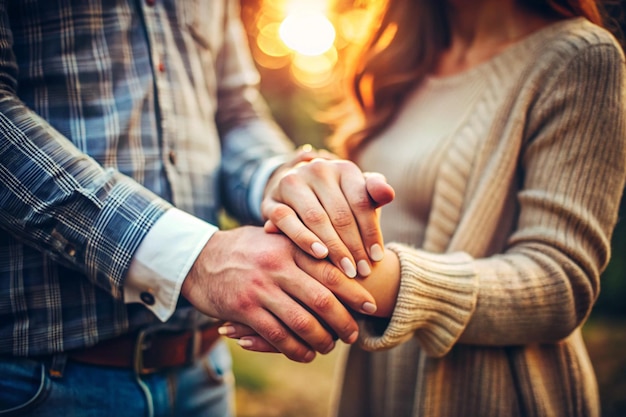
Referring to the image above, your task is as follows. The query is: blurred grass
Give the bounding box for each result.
[229,339,344,417]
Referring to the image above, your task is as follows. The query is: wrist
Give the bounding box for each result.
[181,230,221,308]
[358,248,400,318]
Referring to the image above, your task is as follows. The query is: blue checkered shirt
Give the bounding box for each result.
[0,0,292,356]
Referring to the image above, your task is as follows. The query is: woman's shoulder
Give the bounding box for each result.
[500,17,625,94]
[487,18,623,86]
[531,18,624,62]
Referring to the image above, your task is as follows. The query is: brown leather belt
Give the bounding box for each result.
[68,323,222,374]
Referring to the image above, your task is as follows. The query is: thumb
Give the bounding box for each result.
[364,172,395,208]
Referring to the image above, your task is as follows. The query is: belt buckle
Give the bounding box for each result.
[132,326,200,375]
[133,328,157,375]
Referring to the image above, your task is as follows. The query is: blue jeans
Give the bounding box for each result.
[0,341,234,417]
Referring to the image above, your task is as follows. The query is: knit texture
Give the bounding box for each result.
[332,18,626,417]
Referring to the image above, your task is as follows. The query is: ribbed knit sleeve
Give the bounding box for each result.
[358,244,477,357]
[459,37,626,346]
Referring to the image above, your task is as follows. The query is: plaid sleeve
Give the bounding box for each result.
[0,4,170,298]
[0,102,171,298]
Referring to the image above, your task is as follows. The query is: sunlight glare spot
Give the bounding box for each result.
[279,12,336,56]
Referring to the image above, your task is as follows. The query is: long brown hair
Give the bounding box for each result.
[329,0,609,159]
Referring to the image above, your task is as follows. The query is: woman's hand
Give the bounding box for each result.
[262,147,395,278]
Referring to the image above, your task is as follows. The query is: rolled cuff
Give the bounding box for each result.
[125,208,218,321]
[358,243,478,357]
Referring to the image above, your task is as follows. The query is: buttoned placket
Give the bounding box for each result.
[138,1,181,198]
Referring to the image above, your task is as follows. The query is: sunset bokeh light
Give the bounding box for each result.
[245,0,374,89]
[279,11,336,56]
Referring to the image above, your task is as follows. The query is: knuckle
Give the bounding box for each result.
[320,264,343,287]
[234,296,255,314]
[287,227,310,246]
[301,207,327,226]
[254,250,283,272]
[288,227,310,246]
[279,170,302,188]
[232,285,262,313]
[349,193,373,213]
[330,209,354,229]
[264,327,289,345]
[307,159,330,176]
[269,204,294,224]
[360,222,380,240]
[290,312,315,334]
[312,291,334,313]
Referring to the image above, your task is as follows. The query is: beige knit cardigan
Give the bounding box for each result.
[331,18,626,417]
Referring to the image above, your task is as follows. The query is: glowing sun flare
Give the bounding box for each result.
[279,12,336,56]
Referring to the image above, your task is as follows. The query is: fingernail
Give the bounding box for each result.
[370,244,384,262]
[218,326,235,336]
[303,350,316,362]
[237,338,253,348]
[311,242,328,258]
[361,301,377,314]
[346,331,359,344]
[357,260,371,277]
[340,257,357,278]
[321,340,336,354]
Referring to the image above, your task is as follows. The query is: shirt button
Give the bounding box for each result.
[157,61,165,72]
[168,150,177,165]
[140,291,156,306]
[65,244,76,257]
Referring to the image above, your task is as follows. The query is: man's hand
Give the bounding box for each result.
[181,226,378,362]
[263,154,395,279]
[215,248,402,355]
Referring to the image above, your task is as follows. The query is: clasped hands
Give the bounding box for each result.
[182,147,395,363]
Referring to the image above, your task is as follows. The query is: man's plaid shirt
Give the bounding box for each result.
[0,0,292,356]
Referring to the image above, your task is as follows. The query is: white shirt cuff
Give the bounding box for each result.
[124,208,218,321]
[248,155,288,222]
